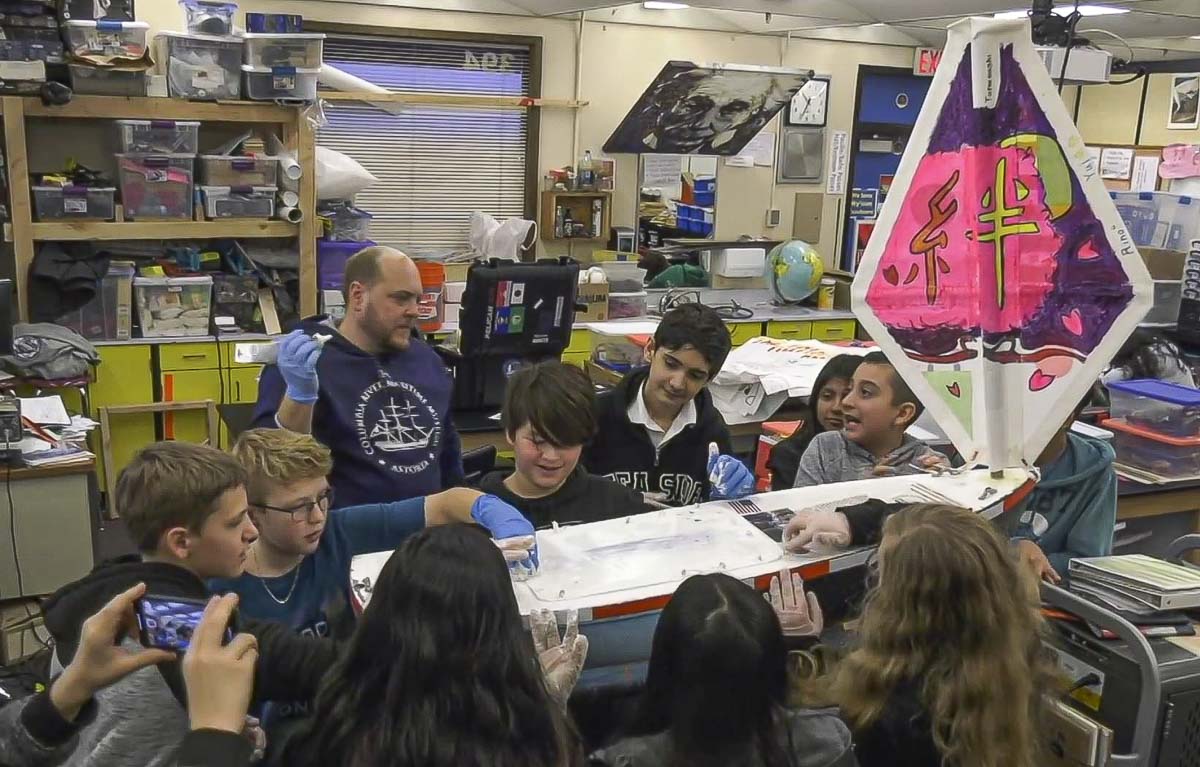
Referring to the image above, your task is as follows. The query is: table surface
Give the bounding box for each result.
[5,459,95,480]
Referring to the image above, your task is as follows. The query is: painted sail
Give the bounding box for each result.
[852,17,1152,470]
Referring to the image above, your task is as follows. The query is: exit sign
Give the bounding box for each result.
[914,47,942,76]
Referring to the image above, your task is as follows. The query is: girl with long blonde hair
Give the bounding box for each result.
[827,504,1051,767]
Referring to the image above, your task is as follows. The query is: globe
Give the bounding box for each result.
[766,240,824,305]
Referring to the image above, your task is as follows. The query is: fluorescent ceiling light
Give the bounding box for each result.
[643,1,690,8]
[993,5,1130,19]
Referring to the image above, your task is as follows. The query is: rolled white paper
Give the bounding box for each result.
[319,63,405,117]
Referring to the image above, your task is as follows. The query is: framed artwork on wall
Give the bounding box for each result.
[1168,74,1200,130]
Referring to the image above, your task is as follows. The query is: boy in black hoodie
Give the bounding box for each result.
[583,303,753,507]
[480,361,648,527]
[17,441,336,767]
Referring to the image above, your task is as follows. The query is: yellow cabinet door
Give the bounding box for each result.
[727,322,763,347]
[560,351,590,368]
[159,369,223,446]
[89,345,156,490]
[765,321,813,340]
[158,342,220,371]
[566,328,591,355]
[220,366,263,448]
[811,320,857,342]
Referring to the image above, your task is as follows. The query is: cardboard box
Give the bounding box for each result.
[1,599,46,665]
[445,281,466,304]
[444,262,471,282]
[576,281,610,321]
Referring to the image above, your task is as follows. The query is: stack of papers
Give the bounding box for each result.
[1069,555,1200,611]
[15,395,94,468]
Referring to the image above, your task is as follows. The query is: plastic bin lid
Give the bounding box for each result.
[134,276,214,285]
[117,118,202,127]
[242,32,325,39]
[158,31,245,45]
[68,19,149,27]
[202,185,278,193]
[609,291,648,298]
[33,185,116,191]
[318,239,374,253]
[179,0,238,8]
[241,65,321,74]
[1100,417,1200,446]
[200,154,276,162]
[1106,379,1200,406]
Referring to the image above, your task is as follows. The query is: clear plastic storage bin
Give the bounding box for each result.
[199,155,278,186]
[55,261,135,341]
[608,291,649,319]
[1106,379,1200,438]
[117,119,200,154]
[179,0,237,36]
[70,63,144,95]
[242,33,323,68]
[319,204,372,241]
[1110,192,1200,252]
[599,262,647,293]
[201,186,276,219]
[1103,418,1200,480]
[241,65,319,101]
[117,154,195,220]
[590,328,649,372]
[65,20,149,58]
[33,186,116,221]
[134,276,213,338]
[159,32,242,100]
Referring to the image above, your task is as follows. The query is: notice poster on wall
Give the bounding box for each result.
[1099,147,1134,180]
[826,130,849,195]
[643,154,683,187]
[849,188,878,218]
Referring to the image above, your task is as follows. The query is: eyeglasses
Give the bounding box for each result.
[254,488,334,523]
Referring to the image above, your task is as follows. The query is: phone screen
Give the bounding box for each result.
[136,596,231,652]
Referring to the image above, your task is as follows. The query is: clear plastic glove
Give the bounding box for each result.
[531,609,589,705]
[473,495,538,571]
[276,330,323,404]
[766,570,824,637]
[643,492,672,510]
[783,509,852,552]
[707,442,755,500]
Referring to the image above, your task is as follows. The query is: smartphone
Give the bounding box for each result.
[135,595,234,653]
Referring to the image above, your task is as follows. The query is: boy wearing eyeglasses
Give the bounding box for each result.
[207,428,534,641]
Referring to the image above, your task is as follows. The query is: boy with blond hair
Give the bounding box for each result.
[33,441,337,766]
[208,428,535,638]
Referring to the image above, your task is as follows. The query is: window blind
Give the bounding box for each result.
[319,35,533,256]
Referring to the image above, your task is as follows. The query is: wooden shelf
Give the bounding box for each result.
[12,96,296,124]
[28,220,299,241]
[320,91,587,109]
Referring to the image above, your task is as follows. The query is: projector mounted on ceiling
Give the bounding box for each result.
[1026,0,1114,84]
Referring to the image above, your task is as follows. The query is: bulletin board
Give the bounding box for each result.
[1088,143,1166,192]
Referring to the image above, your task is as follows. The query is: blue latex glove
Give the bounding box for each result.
[472,495,538,569]
[707,442,755,500]
[277,329,322,404]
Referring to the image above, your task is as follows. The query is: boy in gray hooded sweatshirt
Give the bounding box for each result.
[793,352,944,488]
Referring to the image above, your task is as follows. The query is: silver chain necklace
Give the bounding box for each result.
[252,547,301,605]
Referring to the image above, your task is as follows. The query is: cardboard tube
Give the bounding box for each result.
[266,133,302,184]
[319,64,405,116]
[277,205,303,223]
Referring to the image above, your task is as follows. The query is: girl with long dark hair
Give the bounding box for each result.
[280,524,583,767]
[591,573,853,767]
